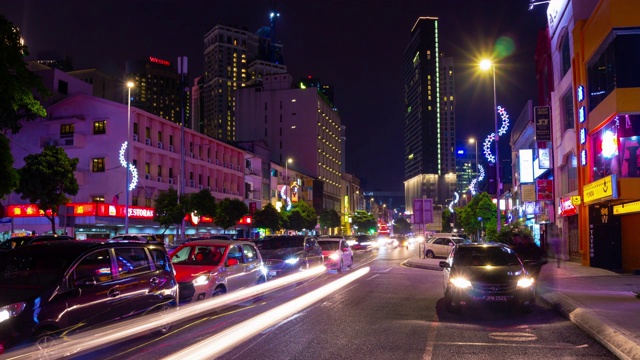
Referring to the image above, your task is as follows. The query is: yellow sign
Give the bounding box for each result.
[613,201,640,215]
[521,184,536,202]
[583,175,618,204]
[571,196,581,205]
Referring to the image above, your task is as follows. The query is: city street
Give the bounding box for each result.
[8,246,615,360]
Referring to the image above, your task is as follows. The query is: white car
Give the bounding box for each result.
[424,236,466,258]
[318,238,354,272]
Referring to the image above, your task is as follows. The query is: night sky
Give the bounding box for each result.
[1,0,548,192]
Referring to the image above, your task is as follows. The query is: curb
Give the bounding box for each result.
[540,292,640,360]
[402,260,442,271]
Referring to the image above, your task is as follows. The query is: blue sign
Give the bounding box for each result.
[0,217,11,224]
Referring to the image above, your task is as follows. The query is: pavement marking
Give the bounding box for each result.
[366,274,380,280]
[488,332,538,342]
[422,321,439,359]
[433,341,589,349]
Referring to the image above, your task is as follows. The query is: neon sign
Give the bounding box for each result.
[601,130,618,158]
[581,149,587,166]
[579,106,586,123]
[149,56,170,66]
[577,86,585,102]
[119,141,138,191]
[580,128,587,144]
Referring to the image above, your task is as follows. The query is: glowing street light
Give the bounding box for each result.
[479,58,501,231]
[285,158,293,201]
[125,80,134,233]
[468,137,478,180]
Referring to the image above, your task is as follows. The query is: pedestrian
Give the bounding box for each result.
[549,236,561,268]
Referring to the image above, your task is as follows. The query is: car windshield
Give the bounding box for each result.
[171,245,226,266]
[260,236,305,250]
[454,247,521,266]
[318,241,340,251]
[0,251,73,287]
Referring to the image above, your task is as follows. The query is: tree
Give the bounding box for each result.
[253,203,282,233]
[441,208,453,232]
[153,187,185,234]
[187,188,216,232]
[0,15,49,134]
[0,134,18,198]
[393,217,412,235]
[458,192,496,240]
[319,209,341,234]
[16,146,79,233]
[352,210,376,234]
[215,198,248,232]
[284,201,317,233]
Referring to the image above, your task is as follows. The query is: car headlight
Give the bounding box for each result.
[450,277,472,289]
[0,302,26,323]
[284,257,299,264]
[329,253,340,260]
[517,277,535,288]
[193,275,210,286]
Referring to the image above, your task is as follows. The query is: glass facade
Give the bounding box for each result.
[592,114,640,181]
[588,32,640,110]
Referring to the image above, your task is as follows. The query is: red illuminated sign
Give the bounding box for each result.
[149,56,170,66]
[7,204,53,217]
[559,197,577,217]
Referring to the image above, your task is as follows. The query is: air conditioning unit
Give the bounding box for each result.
[207,158,212,163]
[215,159,219,165]
[190,152,194,158]
[236,165,241,171]
[168,178,174,185]
[198,185,203,190]
[223,162,227,168]
[145,138,151,146]
[168,145,174,152]
[157,177,162,182]
[132,134,139,141]
[214,187,218,192]
[223,188,227,193]
[144,174,151,180]
[207,187,212,191]
[190,180,195,187]
[45,139,57,146]
[158,142,164,150]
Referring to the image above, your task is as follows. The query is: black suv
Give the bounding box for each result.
[0,241,177,353]
[0,235,75,253]
[260,235,324,278]
[439,243,536,313]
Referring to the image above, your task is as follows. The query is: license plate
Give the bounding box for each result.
[485,295,508,301]
[268,271,277,277]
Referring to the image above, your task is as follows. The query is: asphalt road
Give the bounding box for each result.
[48,245,616,360]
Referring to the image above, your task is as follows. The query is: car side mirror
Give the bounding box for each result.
[227,258,239,266]
[439,261,450,269]
[342,247,349,252]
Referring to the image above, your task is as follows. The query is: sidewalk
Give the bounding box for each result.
[403,257,640,360]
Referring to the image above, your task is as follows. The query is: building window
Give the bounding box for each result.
[562,90,574,131]
[93,120,106,135]
[91,195,105,203]
[60,123,74,137]
[92,158,105,172]
[561,33,571,77]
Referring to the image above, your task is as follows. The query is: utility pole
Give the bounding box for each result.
[178,56,188,238]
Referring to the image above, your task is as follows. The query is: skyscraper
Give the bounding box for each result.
[202,24,286,142]
[403,17,456,212]
[125,57,190,126]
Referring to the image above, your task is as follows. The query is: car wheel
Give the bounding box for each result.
[338,260,344,273]
[348,257,353,268]
[157,302,174,334]
[444,288,460,313]
[212,286,226,297]
[426,250,435,258]
[35,327,59,351]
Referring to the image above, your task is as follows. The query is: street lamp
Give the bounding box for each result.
[125,81,134,234]
[468,137,478,180]
[480,59,501,232]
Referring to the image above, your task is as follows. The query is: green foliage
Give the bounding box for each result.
[16,146,79,233]
[441,208,453,232]
[352,210,377,234]
[495,220,533,246]
[215,198,248,230]
[253,203,282,232]
[284,201,317,232]
[0,134,18,198]
[0,15,50,134]
[458,192,496,239]
[187,188,216,218]
[393,217,412,235]
[153,187,185,233]
[319,209,341,232]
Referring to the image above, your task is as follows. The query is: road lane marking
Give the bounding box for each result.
[423,321,438,359]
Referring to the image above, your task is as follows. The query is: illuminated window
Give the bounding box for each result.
[92,158,105,172]
[93,120,106,135]
[60,123,74,137]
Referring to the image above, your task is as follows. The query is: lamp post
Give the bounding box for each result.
[480,59,501,232]
[178,56,188,238]
[468,137,478,181]
[125,81,134,234]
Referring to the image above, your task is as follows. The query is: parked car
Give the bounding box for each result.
[439,243,536,314]
[110,233,161,244]
[0,234,75,253]
[0,241,177,353]
[318,238,353,272]
[259,235,324,278]
[170,240,266,303]
[424,236,466,258]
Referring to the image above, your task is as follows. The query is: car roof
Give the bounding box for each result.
[317,238,342,242]
[178,239,255,246]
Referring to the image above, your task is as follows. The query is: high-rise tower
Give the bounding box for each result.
[202,21,286,142]
[403,17,456,212]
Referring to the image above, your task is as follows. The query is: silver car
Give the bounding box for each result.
[424,236,466,258]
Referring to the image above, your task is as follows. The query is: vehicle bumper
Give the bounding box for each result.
[448,287,535,307]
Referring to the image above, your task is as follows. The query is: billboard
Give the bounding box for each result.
[413,198,433,224]
[519,149,534,183]
[534,106,551,141]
